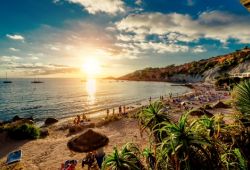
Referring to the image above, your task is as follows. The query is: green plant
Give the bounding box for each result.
[157,113,215,170]
[7,123,40,140]
[221,148,247,170]
[102,143,143,170]
[138,101,171,142]
[233,80,250,119]
[139,101,171,131]
[142,148,156,170]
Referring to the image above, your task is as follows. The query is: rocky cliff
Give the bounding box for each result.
[119,47,250,83]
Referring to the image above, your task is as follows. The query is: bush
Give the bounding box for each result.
[7,123,40,140]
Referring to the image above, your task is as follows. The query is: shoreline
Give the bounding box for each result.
[0,82,234,170]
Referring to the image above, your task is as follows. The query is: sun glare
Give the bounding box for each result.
[82,58,101,78]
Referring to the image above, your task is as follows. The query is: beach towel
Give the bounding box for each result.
[6,150,22,165]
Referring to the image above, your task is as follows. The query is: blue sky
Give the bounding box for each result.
[0,0,250,78]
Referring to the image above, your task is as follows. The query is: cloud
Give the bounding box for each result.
[9,47,20,52]
[11,63,80,75]
[116,11,250,44]
[6,34,25,41]
[0,55,21,62]
[192,45,207,53]
[30,56,39,60]
[63,0,125,14]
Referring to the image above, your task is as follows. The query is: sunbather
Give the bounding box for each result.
[61,159,77,170]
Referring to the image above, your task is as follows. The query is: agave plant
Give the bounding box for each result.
[232,80,250,120]
[142,148,156,170]
[138,101,172,142]
[138,101,171,141]
[221,148,247,170]
[102,143,144,170]
[196,115,226,139]
[157,113,215,170]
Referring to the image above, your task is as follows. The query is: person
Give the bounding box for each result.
[149,96,152,103]
[94,147,105,169]
[112,108,115,115]
[119,106,122,114]
[61,160,77,170]
[73,118,77,125]
[82,114,87,122]
[82,152,95,170]
[106,109,109,117]
[76,115,81,124]
[123,106,126,114]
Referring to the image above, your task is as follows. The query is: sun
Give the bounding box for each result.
[82,58,101,78]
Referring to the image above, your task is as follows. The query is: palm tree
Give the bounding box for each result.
[232,80,250,120]
[157,113,214,170]
[102,143,144,170]
[138,101,171,142]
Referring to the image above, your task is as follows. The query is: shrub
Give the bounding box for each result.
[232,80,250,119]
[7,123,40,140]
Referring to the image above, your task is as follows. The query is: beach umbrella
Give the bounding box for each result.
[67,129,109,153]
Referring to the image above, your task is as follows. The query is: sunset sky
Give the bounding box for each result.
[0,0,250,78]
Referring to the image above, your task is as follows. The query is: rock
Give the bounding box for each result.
[213,101,230,109]
[10,119,34,128]
[12,115,22,122]
[40,129,49,138]
[45,118,58,126]
[12,116,34,122]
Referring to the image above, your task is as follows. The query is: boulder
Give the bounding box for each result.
[45,118,58,126]
[40,128,49,138]
[12,115,34,122]
[12,115,22,122]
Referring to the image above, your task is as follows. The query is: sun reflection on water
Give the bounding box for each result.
[86,78,96,105]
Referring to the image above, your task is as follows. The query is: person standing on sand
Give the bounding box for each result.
[106,109,109,117]
[94,147,105,169]
[112,108,115,115]
[119,106,122,114]
[149,96,152,103]
[123,106,126,114]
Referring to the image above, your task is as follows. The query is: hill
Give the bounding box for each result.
[119,46,250,83]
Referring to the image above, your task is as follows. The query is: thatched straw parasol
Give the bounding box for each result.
[67,129,109,153]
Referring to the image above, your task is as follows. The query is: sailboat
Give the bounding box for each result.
[31,77,44,83]
[3,72,12,83]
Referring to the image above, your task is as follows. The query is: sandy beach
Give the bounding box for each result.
[0,83,234,170]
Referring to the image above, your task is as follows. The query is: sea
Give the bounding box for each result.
[0,78,190,122]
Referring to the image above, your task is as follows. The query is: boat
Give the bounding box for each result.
[31,77,44,83]
[3,72,12,83]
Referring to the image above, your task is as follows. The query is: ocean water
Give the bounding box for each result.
[0,78,190,121]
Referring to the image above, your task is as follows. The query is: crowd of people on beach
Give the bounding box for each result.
[65,84,231,170]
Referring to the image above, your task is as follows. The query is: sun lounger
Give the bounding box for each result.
[6,150,22,165]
